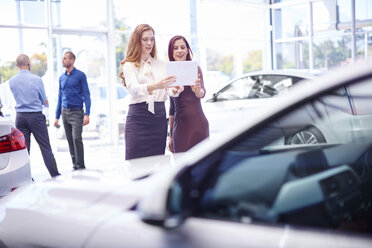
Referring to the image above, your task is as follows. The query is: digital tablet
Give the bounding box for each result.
[166,61,198,86]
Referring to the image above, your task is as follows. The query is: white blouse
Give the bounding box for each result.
[123,57,170,114]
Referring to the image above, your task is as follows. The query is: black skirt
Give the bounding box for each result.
[125,102,167,160]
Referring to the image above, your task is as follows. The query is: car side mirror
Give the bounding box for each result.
[137,170,189,229]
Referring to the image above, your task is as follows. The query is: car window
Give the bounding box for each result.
[270,75,304,93]
[251,75,301,98]
[216,76,256,101]
[215,75,305,101]
[180,76,372,235]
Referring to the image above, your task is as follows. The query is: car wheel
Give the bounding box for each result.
[285,126,326,145]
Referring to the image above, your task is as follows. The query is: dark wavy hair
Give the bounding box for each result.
[168,35,193,61]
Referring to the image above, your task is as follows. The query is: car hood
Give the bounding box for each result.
[0,153,182,247]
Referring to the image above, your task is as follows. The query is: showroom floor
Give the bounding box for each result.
[29,127,174,181]
[29,137,127,181]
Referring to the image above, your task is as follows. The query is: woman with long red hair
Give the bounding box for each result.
[120,24,180,160]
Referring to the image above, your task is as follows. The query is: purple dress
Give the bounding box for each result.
[169,81,209,153]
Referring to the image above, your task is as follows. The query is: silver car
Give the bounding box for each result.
[1,61,372,247]
[0,117,32,197]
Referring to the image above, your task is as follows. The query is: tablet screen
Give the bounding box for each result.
[166,61,198,86]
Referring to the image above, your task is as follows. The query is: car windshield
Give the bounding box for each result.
[182,76,372,235]
[216,74,305,101]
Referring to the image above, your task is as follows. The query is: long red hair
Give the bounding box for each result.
[119,24,157,86]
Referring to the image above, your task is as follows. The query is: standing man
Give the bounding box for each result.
[9,54,60,177]
[54,51,91,170]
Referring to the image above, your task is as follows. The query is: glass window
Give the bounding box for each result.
[22,29,48,77]
[0,29,18,118]
[53,34,107,79]
[275,41,309,69]
[0,28,48,120]
[200,1,265,78]
[274,5,309,39]
[0,28,47,82]
[356,33,372,60]
[356,0,372,21]
[337,0,352,23]
[51,0,107,29]
[0,0,45,26]
[190,75,372,235]
[313,0,351,34]
[313,35,352,70]
[21,0,46,26]
[242,47,264,74]
[0,0,18,25]
[0,29,19,83]
[113,0,190,76]
[117,85,128,99]
[114,30,129,78]
[53,34,109,143]
[114,0,189,39]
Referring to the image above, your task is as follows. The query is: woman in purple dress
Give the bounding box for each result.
[168,35,209,153]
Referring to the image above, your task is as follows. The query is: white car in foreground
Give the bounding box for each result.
[1,61,372,247]
[0,117,32,196]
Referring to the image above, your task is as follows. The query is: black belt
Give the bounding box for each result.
[62,108,83,111]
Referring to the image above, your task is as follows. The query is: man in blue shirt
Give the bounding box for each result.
[54,51,91,170]
[9,54,60,177]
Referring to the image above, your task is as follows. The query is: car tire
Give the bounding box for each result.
[285,126,326,145]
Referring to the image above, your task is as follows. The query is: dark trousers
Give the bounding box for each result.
[16,112,60,177]
[62,109,85,169]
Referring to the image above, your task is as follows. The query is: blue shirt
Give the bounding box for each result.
[55,68,91,119]
[9,70,47,112]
